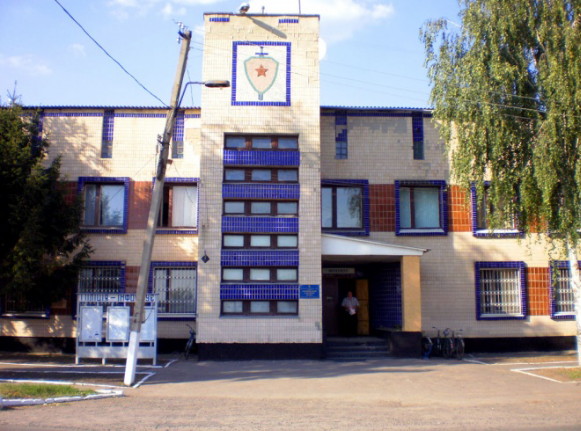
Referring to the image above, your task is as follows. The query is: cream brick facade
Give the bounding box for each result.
[2,12,576,357]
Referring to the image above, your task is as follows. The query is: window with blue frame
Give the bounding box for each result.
[550,261,576,319]
[395,180,447,235]
[151,263,197,317]
[321,180,369,235]
[475,262,527,320]
[472,183,521,238]
[79,177,129,233]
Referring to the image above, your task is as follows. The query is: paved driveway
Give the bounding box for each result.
[0,352,579,430]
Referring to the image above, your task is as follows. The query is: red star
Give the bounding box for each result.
[255,64,268,77]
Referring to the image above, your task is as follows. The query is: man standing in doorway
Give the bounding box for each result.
[341,291,360,336]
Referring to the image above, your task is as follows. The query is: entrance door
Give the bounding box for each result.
[322,278,340,336]
[356,279,370,335]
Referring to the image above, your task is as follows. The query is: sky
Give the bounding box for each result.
[0,0,461,109]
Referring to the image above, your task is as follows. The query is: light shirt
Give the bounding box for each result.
[341,296,360,315]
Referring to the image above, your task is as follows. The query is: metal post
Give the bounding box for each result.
[124,30,192,386]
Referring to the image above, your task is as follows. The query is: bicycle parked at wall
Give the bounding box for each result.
[442,328,464,360]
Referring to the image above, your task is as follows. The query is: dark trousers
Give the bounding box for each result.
[343,312,358,336]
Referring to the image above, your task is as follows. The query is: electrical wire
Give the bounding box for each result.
[52,0,168,107]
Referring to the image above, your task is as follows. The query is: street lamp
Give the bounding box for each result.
[179,80,230,106]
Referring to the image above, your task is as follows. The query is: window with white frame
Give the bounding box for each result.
[152,264,197,316]
[158,182,198,229]
[551,262,576,318]
[79,178,128,232]
[396,180,447,235]
[476,262,526,319]
[78,264,124,293]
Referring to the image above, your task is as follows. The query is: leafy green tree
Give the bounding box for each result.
[422,0,581,363]
[0,104,91,311]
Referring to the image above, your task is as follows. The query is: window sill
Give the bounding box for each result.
[478,314,526,321]
[220,314,299,318]
[474,229,522,238]
[396,228,446,236]
[551,313,575,320]
[2,313,49,319]
[82,227,127,234]
[158,314,197,321]
[156,228,198,235]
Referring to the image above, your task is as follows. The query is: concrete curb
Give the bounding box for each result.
[1,389,123,408]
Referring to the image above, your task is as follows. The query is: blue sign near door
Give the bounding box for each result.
[300,285,320,299]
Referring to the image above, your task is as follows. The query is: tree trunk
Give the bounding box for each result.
[566,242,581,366]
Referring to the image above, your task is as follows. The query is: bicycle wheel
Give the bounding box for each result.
[184,336,195,360]
[455,338,465,360]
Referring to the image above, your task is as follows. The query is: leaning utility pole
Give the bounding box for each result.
[124,29,191,386]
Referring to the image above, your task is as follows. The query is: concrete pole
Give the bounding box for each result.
[124,30,191,386]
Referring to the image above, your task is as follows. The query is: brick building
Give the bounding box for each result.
[1,13,576,358]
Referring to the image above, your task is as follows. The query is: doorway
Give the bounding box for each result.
[322,277,369,337]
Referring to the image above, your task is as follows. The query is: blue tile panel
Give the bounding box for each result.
[148,261,197,293]
[321,179,370,236]
[278,18,299,24]
[221,250,299,267]
[101,110,114,158]
[45,112,103,117]
[223,183,300,200]
[369,263,401,329]
[411,112,424,160]
[549,261,576,320]
[223,150,300,166]
[474,261,527,321]
[113,113,167,118]
[210,17,230,22]
[77,177,130,234]
[220,284,299,300]
[321,110,433,118]
[394,180,448,236]
[470,183,524,238]
[222,217,299,233]
[83,261,126,292]
[173,111,184,141]
[231,41,292,106]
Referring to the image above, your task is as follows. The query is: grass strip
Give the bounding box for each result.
[0,382,96,399]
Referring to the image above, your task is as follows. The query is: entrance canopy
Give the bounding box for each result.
[322,234,428,263]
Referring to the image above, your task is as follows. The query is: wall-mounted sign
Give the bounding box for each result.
[300,285,320,299]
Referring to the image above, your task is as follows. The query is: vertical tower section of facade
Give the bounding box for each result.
[197,13,322,358]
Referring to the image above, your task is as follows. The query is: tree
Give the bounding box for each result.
[422,0,581,363]
[0,104,92,311]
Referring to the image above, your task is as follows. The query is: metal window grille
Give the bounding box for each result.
[171,112,185,159]
[153,268,196,314]
[555,268,575,315]
[479,268,522,316]
[2,292,47,316]
[78,266,123,293]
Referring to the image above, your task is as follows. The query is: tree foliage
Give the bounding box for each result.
[0,105,91,310]
[422,0,580,241]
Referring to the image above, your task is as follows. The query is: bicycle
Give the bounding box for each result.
[184,324,196,360]
[422,334,433,359]
[442,328,464,360]
[431,326,444,357]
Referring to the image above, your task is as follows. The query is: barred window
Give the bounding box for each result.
[476,263,525,319]
[78,265,124,293]
[153,267,197,315]
[552,265,576,317]
[2,292,47,317]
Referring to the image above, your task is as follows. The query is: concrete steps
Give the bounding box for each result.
[325,337,390,361]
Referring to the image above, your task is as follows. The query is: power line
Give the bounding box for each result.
[52,0,167,107]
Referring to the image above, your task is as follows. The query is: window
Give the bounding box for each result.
[78,263,125,293]
[224,168,299,183]
[222,234,298,249]
[171,111,185,159]
[412,113,424,160]
[551,262,576,319]
[335,114,348,159]
[322,181,369,234]
[472,183,520,237]
[151,263,196,316]
[79,177,129,233]
[395,180,447,235]
[158,181,198,231]
[475,262,526,320]
[223,200,298,216]
[1,293,48,318]
[222,268,298,282]
[225,135,298,150]
[221,300,298,315]
[101,110,114,159]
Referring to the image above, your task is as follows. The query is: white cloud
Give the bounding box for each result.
[0,54,52,76]
[69,43,86,57]
[248,0,395,43]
